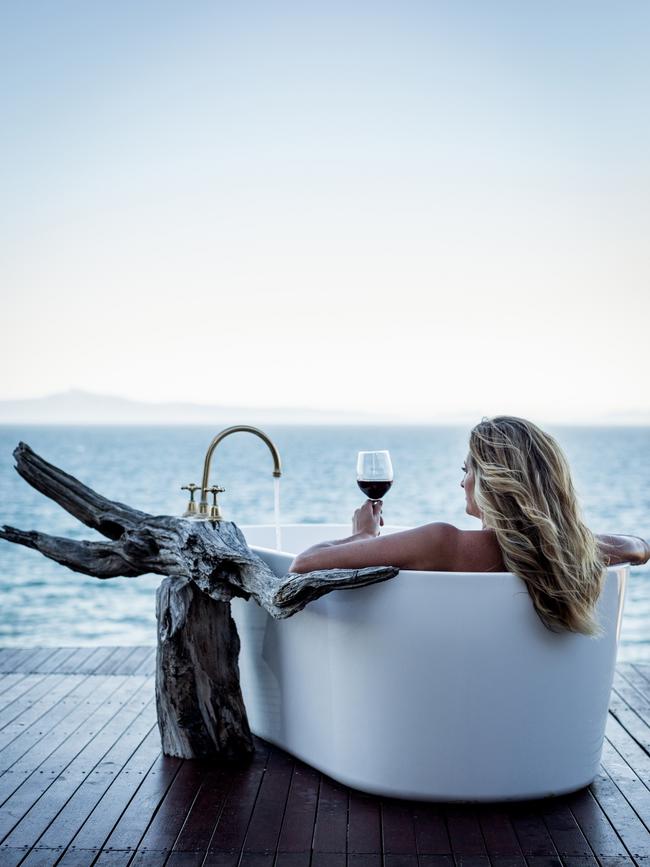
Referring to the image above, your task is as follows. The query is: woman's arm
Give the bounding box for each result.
[289,500,462,573]
[291,530,376,553]
[596,534,650,566]
[288,500,384,562]
[289,521,461,573]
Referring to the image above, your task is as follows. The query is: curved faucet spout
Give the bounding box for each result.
[198,425,282,519]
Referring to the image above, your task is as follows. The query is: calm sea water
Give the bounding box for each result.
[0,425,648,660]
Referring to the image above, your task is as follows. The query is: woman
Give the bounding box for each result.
[290,416,649,636]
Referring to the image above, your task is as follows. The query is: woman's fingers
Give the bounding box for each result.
[352,498,384,537]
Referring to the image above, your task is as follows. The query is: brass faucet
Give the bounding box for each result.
[181,425,282,521]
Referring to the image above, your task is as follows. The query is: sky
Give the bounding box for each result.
[2,1,649,423]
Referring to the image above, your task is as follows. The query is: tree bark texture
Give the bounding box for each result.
[155,577,253,760]
[0,442,399,760]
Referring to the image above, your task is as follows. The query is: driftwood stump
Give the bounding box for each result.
[0,442,398,760]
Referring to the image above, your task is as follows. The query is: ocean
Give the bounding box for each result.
[0,424,648,660]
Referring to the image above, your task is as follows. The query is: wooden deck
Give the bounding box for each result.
[0,648,648,867]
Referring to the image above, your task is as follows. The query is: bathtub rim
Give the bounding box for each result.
[240,522,634,577]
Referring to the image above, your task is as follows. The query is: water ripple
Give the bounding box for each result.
[0,424,648,659]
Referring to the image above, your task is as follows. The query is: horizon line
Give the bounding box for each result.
[0,389,649,428]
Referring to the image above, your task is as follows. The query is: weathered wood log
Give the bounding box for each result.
[155,577,253,759]
[1,442,399,760]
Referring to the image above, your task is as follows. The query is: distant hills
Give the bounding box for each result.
[0,389,647,426]
[0,389,410,425]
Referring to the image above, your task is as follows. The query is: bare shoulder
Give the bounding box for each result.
[453,528,506,572]
[387,521,461,571]
[394,523,504,572]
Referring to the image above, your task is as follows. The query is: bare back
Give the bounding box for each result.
[452,529,506,573]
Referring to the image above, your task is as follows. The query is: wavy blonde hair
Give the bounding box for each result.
[468,416,606,637]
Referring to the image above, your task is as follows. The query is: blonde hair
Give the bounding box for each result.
[468,416,606,637]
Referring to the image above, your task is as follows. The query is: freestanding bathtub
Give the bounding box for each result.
[232,524,629,803]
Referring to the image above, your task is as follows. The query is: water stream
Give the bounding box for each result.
[273,476,282,551]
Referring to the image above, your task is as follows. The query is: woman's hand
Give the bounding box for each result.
[596,533,650,566]
[289,502,385,571]
[352,500,384,538]
[637,536,650,565]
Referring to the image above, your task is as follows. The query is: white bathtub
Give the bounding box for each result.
[232,524,628,803]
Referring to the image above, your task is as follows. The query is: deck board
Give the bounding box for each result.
[0,675,49,725]
[564,786,628,860]
[207,738,271,854]
[347,789,382,855]
[0,648,648,866]
[170,762,233,854]
[413,804,451,855]
[478,808,525,858]
[0,677,151,854]
[313,777,349,854]
[445,808,489,858]
[241,747,295,855]
[382,798,419,855]
[277,760,320,854]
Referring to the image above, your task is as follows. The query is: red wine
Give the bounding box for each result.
[357,479,393,499]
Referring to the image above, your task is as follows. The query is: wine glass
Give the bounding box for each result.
[356,450,394,502]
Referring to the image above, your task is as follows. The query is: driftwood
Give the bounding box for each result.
[0,442,398,761]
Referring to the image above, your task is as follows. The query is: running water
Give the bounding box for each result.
[273,476,282,551]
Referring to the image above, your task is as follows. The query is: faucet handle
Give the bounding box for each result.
[203,484,225,502]
[203,485,226,521]
[181,482,201,516]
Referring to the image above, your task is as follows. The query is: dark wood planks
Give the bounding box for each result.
[312,775,348,856]
[0,650,648,866]
[348,788,381,855]
[0,648,46,674]
[205,737,272,855]
[0,675,151,863]
[241,746,295,855]
[276,760,321,855]
[0,645,157,676]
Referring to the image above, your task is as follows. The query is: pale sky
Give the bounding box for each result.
[2,1,649,423]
